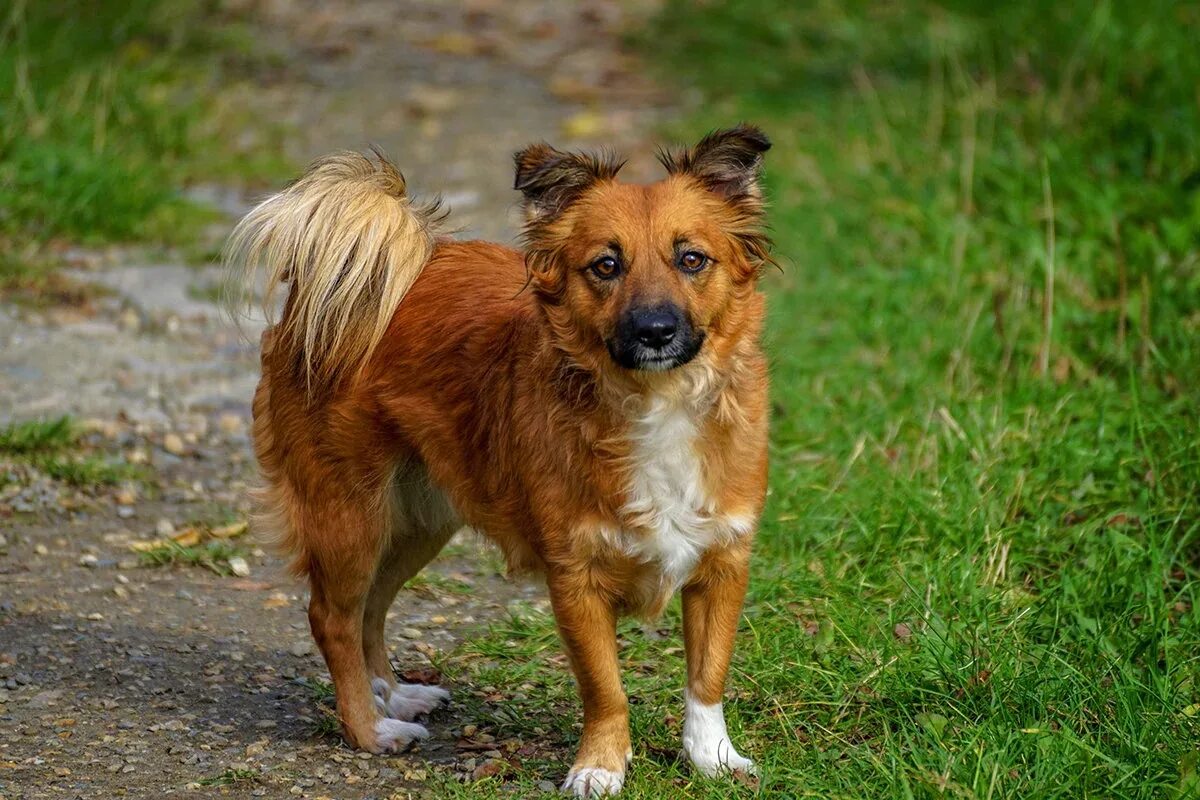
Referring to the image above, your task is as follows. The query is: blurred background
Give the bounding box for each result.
[1,1,1198,798]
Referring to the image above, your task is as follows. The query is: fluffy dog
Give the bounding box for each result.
[225,125,772,796]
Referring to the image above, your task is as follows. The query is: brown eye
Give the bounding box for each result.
[678,250,708,273]
[590,255,620,280]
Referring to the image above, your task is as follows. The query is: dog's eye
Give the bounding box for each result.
[590,256,620,280]
[678,251,709,273]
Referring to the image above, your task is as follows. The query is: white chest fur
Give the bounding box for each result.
[611,395,753,589]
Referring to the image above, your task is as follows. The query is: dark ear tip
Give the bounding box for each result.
[733,123,771,152]
[513,142,558,190]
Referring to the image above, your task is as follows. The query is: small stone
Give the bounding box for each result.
[113,586,129,599]
[35,544,49,556]
[227,556,251,577]
[114,487,137,505]
[117,308,141,332]
[117,506,135,519]
[289,641,312,657]
[116,574,130,585]
[400,627,422,640]
[163,433,186,456]
[218,413,243,434]
[155,518,175,537]
[79,553,100,568]
[537,780,556,792]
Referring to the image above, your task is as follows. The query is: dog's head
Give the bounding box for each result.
[515,125,771,379]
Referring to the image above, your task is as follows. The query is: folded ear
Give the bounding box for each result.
[513,143,624,222]
[658,124,771,201]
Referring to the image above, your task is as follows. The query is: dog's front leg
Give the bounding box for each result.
[548,570,629,797]
[681,543,757,777]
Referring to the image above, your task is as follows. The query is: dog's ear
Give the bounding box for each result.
[514,143,623,222]
[658,124,771,202]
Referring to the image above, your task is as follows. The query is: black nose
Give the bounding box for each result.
[633,309,677,348]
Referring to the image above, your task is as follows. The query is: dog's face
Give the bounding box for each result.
[516,126,771,376]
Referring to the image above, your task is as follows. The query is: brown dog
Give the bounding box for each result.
[225,125,771,796]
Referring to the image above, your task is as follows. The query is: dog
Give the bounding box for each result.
[224,124,772,796]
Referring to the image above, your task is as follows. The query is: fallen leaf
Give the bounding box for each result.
[172,528,202,547]
[400,667,442,685]
[210,521,249,539]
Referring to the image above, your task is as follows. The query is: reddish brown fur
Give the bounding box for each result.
[241,127,771,791]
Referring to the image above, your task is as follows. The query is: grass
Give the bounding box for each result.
[137,538,249,575]
[197,767,258,787]
[0,416,141,488]
[0,0,290,291]
[420,2,1200,798]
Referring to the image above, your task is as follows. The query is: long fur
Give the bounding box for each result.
[225,149,443,392]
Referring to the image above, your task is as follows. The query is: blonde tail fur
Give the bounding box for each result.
[225,149,442,391]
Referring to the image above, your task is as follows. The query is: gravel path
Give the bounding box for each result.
[0,4,666,797]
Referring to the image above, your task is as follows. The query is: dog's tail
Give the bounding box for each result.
[225,149,442,392]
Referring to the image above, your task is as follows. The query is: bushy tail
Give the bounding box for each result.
[225,149,442,391]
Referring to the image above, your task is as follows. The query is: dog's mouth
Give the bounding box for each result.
[607,332,705,372]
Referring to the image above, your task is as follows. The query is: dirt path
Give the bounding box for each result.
[0,3,666,797]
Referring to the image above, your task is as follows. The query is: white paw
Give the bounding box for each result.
[561,766,624,797]
[373,718,429,752]
[682,692,756,777]
[371,678,449,720]
[686,738,756,777]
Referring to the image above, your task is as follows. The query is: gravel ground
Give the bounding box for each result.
[0,3,667,797]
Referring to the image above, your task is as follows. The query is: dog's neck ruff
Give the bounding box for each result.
[609,364,751,593]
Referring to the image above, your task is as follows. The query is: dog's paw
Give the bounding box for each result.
[682,694,756,778]
[561,766,624,797]
[372,718,429,752]
[685,739,756,778]
[372,678,450,720]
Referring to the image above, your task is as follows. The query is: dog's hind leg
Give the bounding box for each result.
[304,492,429,753]
[363,467,457,721]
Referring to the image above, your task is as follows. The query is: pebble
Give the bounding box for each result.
[400,627,422,640]
[155,518,176,536]
[219,413,244,434]
[227,556,251,577]
[35,544,49,555]
[163,433,186,456]
[289,641,313,657]
[79,553,100,568]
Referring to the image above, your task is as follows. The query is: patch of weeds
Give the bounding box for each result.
[406,571,475,596]
[0,417,75,455]
[37,455,144,487]
[137,539,248,576]
[0,416,143,488]
[0,251,108,308]
[197,767,258,787]
[309,706,341,739]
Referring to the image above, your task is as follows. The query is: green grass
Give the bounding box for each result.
[137,539,249,575]
[424,3,1200,798]
[0,416,75,454]
[0,416,141,487]
[197,767,258,787]
[0,0,290,283]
